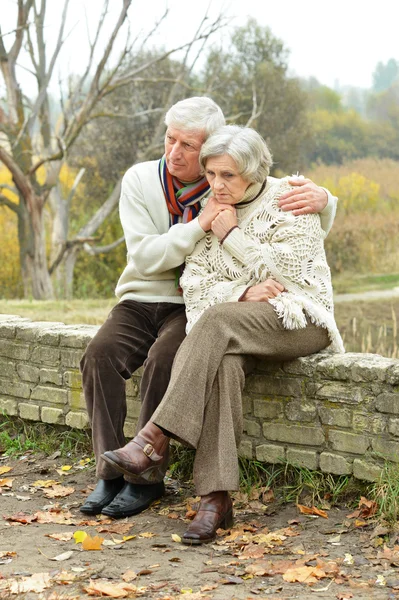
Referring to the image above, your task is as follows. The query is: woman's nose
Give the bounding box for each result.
[214,177,224,189]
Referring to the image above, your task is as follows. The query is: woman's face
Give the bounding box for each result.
[204,154,251,204]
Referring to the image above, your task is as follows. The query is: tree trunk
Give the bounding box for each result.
[17,194,54,299]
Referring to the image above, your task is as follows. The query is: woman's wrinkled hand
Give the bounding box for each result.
[242,279,285,302]
[210,208,238,240]
[198,197,236,232]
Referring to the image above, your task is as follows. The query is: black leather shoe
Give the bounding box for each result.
[101,481,165,518]
[80,477,125,515]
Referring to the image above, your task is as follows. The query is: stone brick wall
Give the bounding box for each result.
[1,314,399,482]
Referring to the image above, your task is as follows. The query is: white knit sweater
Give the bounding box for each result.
[180,176,344,353]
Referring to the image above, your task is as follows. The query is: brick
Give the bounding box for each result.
[329,431,369,455]
[283,354,325,376]
[242,395,253,416]
[126,377,139,398]
[376,393,399,415]
[17,364,40,383]
[66,411,90,429]
[243,418,261,437]
[126,400,141,420]
[68,389,86,411]
[285,400,317,422]
[387,364,399,385]
[286,448,318,470]
[60,348,83,369]
[253,360,283,376]
[0,340,30,361]
[246,375,302,397]
[316,383,364,404]
[256,443,285,463]
[40,369,63,385]
[41,407,65,424]
[0,359,16,379]
[263,423,325,446]
[19,402,40,421]
[0,323,18,338]
[389,418,399,437]
[238,440,253,459]
[0,397,18,416]
[254,399,283,419]
[372,438,399,463]
[318,407,352,428]
[31,346,60,366]
[31,386,67,405]
[0,378,31,399]
[123,420,138,438]
[63,370,82,388]
[353,459,383,482]
[319,452,352,475]
[16,322,62,342]
[60,327,97,348]
[350,355,394,382]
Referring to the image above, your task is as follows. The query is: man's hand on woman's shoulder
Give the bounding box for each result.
[278,177,328,216]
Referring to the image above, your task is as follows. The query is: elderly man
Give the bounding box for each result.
[79,96,337,519]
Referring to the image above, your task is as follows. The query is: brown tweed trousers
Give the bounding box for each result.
[151,301,330,496]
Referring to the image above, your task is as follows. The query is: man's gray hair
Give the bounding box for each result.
[165,97,226,138]
[199,125,273,183]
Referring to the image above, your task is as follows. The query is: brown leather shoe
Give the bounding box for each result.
[101,422,169,483]
[182,491,233,545]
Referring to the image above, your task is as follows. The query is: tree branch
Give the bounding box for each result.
[0,193,20,213]
[83,236,125,255]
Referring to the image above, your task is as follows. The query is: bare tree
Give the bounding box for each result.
[0,0,225,299]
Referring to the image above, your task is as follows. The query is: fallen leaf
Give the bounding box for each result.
[0,551,16,558]
[44,485,75,498]
[172,534,182,543]
[122,535,136,541]
[347,496,377,519]
[377,544,399,566]
[32,479,60,488]
[60,465,73,471]
[139,532,156,538]
[167,512,180,519]
[0,466,12,475]
[343,553,354,565]
[96,523,133,535]
[283,565,326,583]
[9,572,52,593]
[73,530,88,544]
[84,579,138,597]
[50,551,74,561]
[336,593,353,599]
[35,509,74,524]
[185,510,197,520]
[4,511,37,524]
[122,569,137,582]
[297,504,328,519]
[0,478,14,488]
[46,532,74,541]
[82,534,104,550]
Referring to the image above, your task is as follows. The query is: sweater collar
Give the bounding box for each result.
[236,180,266,207]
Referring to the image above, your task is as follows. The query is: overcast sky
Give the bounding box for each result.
[2,0,398,92]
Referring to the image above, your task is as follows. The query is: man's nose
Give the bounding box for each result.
[169,143,182,158]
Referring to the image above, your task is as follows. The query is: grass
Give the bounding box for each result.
[0,298,117,325]
[0,415,92,458]
[369,462,399,525]
[333,272,399,295]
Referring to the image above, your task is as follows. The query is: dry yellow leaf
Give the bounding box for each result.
[9,572,52,594]
[171,533,182,543]
[0,478,14,488]
[122,569,137,582]
[84,579,137,597]
[82,534,104,550]
[44,485,75,498]
[60,465,72,471]
[139,532,156,538]
[32,479,60,487]
[0,466,12,475]
[73,530,88,544]
[46,532,74,542]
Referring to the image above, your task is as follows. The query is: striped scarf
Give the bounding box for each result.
[158,155,210,225]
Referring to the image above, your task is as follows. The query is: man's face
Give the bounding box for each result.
[164,126,205,182]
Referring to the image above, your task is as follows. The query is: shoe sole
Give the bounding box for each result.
[101,453,163,483]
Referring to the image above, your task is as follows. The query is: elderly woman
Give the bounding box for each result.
[102,125,344,544]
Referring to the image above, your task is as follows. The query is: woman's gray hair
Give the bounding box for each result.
[164,97,225,137]
[199,125,273,183]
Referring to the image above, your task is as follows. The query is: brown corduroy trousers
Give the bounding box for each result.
[151,302,330,496]
[80,300,187,480]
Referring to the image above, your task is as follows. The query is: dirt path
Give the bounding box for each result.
[1,453,398,599]
[334,287,399,303]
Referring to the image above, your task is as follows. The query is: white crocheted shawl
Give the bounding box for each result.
[180,176,344,353]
